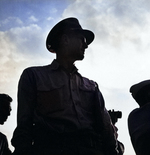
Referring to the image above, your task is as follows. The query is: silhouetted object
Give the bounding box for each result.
[108,110,124,155]
[108,110,122,125]
[128,80,150,155]
[0,94,12,155]
[11,17,119,155]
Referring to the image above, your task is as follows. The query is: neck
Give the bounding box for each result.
[56,57,75,73]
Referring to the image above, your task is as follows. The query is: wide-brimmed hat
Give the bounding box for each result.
[130,80,150,99]
[46,17,94,53]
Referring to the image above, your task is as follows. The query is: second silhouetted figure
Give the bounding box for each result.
[128,80,150,155]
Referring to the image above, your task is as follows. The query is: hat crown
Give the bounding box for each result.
[59,18,82,29]
[51,18,82,33]
[130,80,150,99]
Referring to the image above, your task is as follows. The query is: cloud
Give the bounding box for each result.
[50,8,58,14]
[0,17,23,30]
[2,17,23,25]
[47,17,53,21]
[7,24,45,55]
[0,30,24,85]
[63,0,150,52]
[0,23,54,88]
[28,15,38,22]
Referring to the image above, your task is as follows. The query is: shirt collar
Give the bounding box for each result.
[51,59,78,74]
[51,59,60,70]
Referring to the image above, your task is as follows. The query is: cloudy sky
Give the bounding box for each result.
[1,0,150,154]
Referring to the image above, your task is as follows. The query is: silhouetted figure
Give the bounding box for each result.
[128,80,150,155]
[0,94,12,155]
[11,17,119,155]
[108,110,125,155]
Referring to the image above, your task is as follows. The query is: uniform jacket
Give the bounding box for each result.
[128,102,150,155]
[11,60,118,155]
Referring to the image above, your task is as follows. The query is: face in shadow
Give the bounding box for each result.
[0,101,11,125]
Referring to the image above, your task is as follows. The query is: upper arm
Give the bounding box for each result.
[17,68,37,125]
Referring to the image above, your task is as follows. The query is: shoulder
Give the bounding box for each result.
[20,63,54,81]
[128,108,140,130]
[77,72,96,85]
[19,65,50,83]
[82,77,97,86]
[22,60,57,75]
[128,108,139,119]
[80,75,97,90]
[76,71,101,91]
[23,65,50,73]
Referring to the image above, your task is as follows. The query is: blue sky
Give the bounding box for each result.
[0,0,69,31]
[1,0,150,154]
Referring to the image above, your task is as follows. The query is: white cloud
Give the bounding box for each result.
[29,15,38,22]
[1,17,23,28]
[47,17,53,21]
[0,23,54,85]
[62,0,150,48]
[8,24,44,55]
[51,8,58,13]
[0,30,24,86]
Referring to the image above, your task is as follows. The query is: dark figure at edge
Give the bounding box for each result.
[0,94,12,155]
[128,80,150,155]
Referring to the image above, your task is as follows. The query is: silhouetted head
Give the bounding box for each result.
[0,94,12,125]
[130,80,150,107]
[46,17,94,53]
